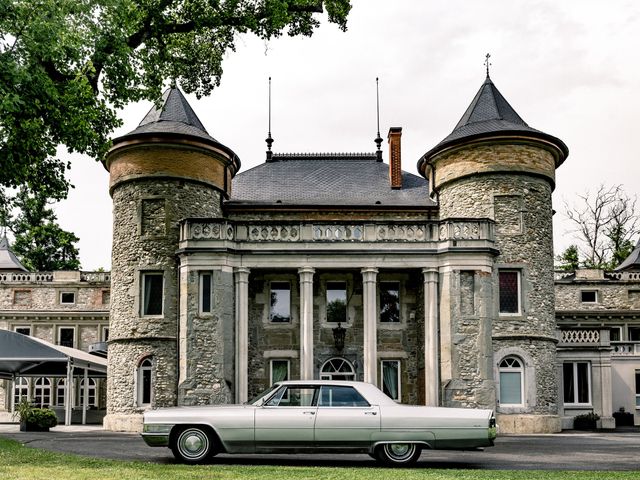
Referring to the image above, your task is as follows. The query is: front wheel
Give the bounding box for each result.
[375,443,421,467]
[171,426,216,464]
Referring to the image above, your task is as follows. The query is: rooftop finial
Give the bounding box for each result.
[484,53,492,78]
[374,77,383,162]
[266,76,274,161]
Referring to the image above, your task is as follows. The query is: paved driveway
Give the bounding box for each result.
[1,425,639,470]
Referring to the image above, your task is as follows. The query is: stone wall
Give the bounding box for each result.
[556,278,640,311]
[437,163,559,432]
[178,268,234,406]
[105,178,222,431]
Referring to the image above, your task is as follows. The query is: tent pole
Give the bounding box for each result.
[65,360,73,426]
[82,368,88,425]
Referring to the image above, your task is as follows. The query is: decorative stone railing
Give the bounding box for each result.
[560,329,600,344]
[80,272,111,282]
[0,272,54,282]
[555,270,640,281]
[611,342,640,356]
[605,271,640,281]
[0,271,110,283]
[181,219,495,244]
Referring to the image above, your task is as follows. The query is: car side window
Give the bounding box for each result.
[265,386,317,407]
[318,386,370,407]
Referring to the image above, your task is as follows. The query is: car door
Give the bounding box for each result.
[254,385,319,451]
[314,385,380,449]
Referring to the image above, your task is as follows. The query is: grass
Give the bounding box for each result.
[0,438,638,480]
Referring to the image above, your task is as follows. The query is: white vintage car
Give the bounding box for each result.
[141,380,496,466]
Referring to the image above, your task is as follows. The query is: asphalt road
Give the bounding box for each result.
[1,428,639,470]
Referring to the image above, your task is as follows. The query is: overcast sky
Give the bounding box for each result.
[52,0,640,270]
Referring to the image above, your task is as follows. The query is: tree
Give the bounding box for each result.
[0,0,352,200]
[563,184,639,270]
[9,188,81,271]
[555,244,580,272]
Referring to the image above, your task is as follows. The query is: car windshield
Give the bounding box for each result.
[247,384,280,405]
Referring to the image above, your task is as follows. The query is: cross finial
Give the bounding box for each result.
[484,53,491,78]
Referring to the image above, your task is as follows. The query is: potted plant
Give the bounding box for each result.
[13,400,58,432]
[573,412,599,430]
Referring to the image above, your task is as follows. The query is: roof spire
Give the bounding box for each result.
[266,76,274,162]
[484,53,492,78]
[374,77,383,162]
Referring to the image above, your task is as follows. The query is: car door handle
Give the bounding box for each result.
[303,411,315,415]
[364,411,377,415]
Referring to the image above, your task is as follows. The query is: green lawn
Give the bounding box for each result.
[0,438,637,480]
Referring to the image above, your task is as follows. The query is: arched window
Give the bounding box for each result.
[34,377,51,407]
[78,378,97,407]
[499,356,524,406]
[320,357,355,381]
[13,377,29,407]
[56,379,66,406]
[137,358,153,406]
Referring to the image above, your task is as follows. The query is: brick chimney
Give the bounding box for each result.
[388,127,402,189]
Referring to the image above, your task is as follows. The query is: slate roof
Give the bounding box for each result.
[615,240,640,271]
[112,86,239,167]
[228,153,433,208]
[0,235,28,272]
[420,76,568,162]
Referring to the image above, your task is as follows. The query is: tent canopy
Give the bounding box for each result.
[0,329,107,380]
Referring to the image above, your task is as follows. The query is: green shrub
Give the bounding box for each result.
[27,408,58,429]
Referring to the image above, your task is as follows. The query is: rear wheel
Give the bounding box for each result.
[171,426,216,464]
[375,443,421,467]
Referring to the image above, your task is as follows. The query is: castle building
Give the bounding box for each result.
[101,74,568,433]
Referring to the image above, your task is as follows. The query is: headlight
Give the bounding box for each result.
[143,424,172,434]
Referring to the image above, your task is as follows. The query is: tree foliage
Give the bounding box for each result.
[0,0,352,199]
[8,188,81,271]
[555,244,580,272]
[562,185,639,270]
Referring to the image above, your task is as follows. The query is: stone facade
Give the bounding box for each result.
[0,270,110,421]
[556,269,640,428]
[99,78,573,434]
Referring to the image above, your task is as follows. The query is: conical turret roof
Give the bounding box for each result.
[0,235,28,272]
[614,239,640,271]
[115,87,219,145]
[111,85,239,167]
[419,75,568,166]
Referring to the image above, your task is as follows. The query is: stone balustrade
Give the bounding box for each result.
[181,218,495,244]
[0,271,110,283]
[611,342,640,356]
[560,329,601,344]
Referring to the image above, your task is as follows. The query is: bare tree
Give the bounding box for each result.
[564,185,639,269]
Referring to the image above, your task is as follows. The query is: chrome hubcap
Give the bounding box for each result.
[385,443,415,461]
[178,429,209,459]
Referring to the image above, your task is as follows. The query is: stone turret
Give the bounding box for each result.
[103,87,239,431]
[418,75,568,433]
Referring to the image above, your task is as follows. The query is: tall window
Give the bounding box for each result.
[58,327,75,348]
[13,377,29,406]
[380,360,401,401]
[610,327,622,342]
[34,377,51,407]
[636,370,640,408]
[270,282,291,322]
[563,362,591,405]
[141,272,163,316]
[200,271,213,314]
[270,359,290,384]
[56,379,66,406]
[499,357,524,406]
[78,378,97,407]
[499,270,521,315]
[326,281,347,323]
[380,282,400,323]
[320,357,355,380]
[137,358,153,406]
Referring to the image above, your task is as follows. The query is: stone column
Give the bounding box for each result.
[362,267,379,384]
[234,267,250,403]
[298,267,315,380]
[423,268,439,406]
